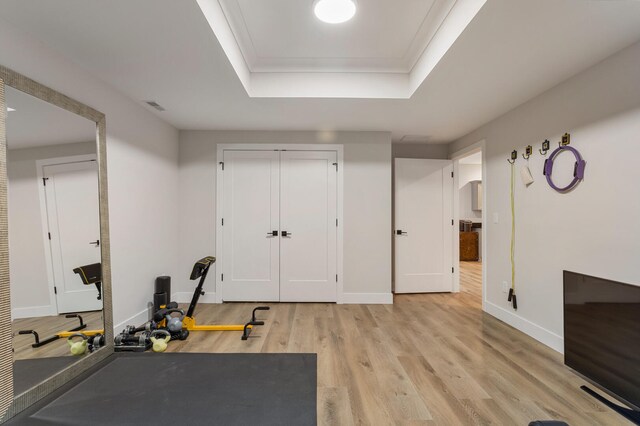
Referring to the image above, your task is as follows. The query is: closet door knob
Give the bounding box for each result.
[266,231,278,237]
[396,230,408,236]
[281,231,292,237]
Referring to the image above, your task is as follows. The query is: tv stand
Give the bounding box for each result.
[580,385,640,425]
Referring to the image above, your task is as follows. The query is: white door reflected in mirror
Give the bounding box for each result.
[43,160,102,313]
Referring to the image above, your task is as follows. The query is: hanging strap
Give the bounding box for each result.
[509,162,517,310]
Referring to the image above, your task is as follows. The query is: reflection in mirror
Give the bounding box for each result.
[6,86,104,396]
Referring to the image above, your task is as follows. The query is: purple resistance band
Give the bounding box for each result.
[543,145,586,192]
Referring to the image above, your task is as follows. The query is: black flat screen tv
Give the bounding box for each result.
[564,271,640,411]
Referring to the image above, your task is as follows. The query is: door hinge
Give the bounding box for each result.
[221,274,224,282]
[54,286,57,294]
[451,171,454,178]
[219,161,224,170]
[332,162,338,171]
[42,177,49,186]
[451,219,454,226]
[336,218,338,227]
[336,274,338,282]
[48,232,51,240]
[221,218,224,226]
[452,267,455,273]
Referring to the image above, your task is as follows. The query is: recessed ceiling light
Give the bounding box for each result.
[7,107,16,112]
[313,0,356,24]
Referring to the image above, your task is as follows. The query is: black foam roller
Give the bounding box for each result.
[153,292,168,311]
[155,276,171,296]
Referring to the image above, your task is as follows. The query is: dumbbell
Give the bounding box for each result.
[88,334,106,352]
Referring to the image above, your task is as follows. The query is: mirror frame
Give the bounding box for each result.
[0,65,114,422]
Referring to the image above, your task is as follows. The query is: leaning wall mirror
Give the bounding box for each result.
[0,66,113,422]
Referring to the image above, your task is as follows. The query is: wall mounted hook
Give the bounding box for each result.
[539,139,550,156]
[522,145,532,160]
[507,150,517,164]
[559,132,571,147]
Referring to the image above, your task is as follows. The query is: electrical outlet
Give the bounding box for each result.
[493,213,499,224]
[502,281,508,293]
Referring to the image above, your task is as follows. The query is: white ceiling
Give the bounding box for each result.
[1,0,640,143]
[5,86,96,150]
[220,0,457,73]
[202,0,484,97]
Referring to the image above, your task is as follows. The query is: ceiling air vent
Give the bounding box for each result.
[145,101,165,112]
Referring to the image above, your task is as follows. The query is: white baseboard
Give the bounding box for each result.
[341,293,393,304]
[172,291,391,305]
[113,307,151,335]
[171,292,217,304]
[484,301,564,354]
[11,305,56,320]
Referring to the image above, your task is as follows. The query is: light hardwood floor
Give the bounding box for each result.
[12,311,103,360]
[168,261,630,425]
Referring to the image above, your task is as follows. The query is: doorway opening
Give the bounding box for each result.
[452,144,485,306]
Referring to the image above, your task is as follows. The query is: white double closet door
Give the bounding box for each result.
[221,150,338,302]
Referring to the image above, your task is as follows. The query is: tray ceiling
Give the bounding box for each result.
[199,0,486,98]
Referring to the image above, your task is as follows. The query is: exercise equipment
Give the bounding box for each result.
[507,157,518,310]
[73,263,102,301]
[543,133,586,193]
[114,327,151,352]
[67,333,88,356]
[18,314,91,348]
[153,276,172,311]
[150,330,171,353]
[182,256,270,340]
[67,333,105,355]
[88,334,106,352]
[153,307,189,340]
[154,308,184,333]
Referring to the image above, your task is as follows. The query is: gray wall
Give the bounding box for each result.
[178,130,393,299]
[392,143,448,159]
[449,40,640,352]
[1,21,181,331]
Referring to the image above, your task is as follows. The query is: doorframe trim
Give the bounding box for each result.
[450,139,486,311]
[35,154,98,316]
[215,143,344,304]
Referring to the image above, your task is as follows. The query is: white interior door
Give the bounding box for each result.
[222,150,280,301]
[44,161,102,313]
[394,158,453,293]
[280,151,337,302]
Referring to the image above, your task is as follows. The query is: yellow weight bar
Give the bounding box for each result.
[182,316,250,332]
[57,329,104,338]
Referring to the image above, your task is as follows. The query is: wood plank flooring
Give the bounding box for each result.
[12,311,103,360]
[168,261,631,425]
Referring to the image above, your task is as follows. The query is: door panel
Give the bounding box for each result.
[222,151,280,301]
[394,158,453,293]
[44,161,101,313]
[280,151,337,302]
